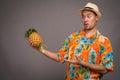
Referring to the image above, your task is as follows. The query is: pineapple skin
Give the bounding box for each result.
[29,32,43,48]
[25,28,43,48]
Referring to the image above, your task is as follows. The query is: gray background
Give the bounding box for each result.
[0,0,120,80]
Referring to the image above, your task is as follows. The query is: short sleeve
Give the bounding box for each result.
[57,32,79,62]
[99,37,114,72]
[57,34,72,62]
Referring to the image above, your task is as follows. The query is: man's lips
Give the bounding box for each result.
[84,23,89,26]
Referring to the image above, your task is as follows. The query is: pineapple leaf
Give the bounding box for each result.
[38,43,46,49]
[25,28,37,38]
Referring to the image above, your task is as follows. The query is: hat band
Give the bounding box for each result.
[84,7,93,10]
[83,7,98,16]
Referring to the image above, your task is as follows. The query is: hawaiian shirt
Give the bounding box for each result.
[57,30,114,80]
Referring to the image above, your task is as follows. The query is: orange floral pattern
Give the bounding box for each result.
[58,30,114,80]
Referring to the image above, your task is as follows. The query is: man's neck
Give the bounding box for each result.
[84,27,97,38]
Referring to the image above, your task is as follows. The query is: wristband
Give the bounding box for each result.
[41,48,45,53]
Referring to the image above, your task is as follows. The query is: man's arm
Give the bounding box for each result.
[29,39,60,62]
[64,56,108,74]
[40,49,60,62]
[79,60,108,74]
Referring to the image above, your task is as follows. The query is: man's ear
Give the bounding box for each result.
[96,16,99,21]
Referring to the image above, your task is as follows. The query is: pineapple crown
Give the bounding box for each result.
[25,28,37,38]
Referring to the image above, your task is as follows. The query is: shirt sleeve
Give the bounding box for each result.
[99,37,114,72]
[57,32,74,63]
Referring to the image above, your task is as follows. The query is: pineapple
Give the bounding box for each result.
[25,28,44,49]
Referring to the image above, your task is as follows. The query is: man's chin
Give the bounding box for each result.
[84,27,92,31]
[84,26,90,30]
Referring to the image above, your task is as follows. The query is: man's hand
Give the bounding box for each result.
[29,38,46,53]
[64,56,82,65]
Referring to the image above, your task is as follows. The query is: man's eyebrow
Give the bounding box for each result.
[86,13,92,16]
[82,13,91,16]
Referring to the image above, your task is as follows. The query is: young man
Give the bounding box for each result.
[29,2,114,80]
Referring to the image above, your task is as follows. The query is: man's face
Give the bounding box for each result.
[82,10,98,30]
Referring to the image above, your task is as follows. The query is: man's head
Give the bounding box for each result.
[79,2,101,30]
[80,2,101,19]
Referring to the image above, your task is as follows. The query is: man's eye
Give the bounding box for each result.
[87,15,91,18]
[82,16,85,19]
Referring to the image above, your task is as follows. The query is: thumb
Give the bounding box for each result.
[75,55,79,60]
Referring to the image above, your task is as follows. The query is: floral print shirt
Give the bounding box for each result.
[57,30,114,80]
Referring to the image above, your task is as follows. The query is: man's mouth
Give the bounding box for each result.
[84,23,88,26]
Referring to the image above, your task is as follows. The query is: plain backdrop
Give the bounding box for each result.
[0,0,120,80]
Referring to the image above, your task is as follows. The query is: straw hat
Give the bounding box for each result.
[79,2,102,18]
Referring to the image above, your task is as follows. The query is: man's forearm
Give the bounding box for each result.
[39,49,60,62]
[64,57,108,74]
[80,61,107,74]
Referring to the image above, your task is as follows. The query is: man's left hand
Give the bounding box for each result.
[64,56,81,65]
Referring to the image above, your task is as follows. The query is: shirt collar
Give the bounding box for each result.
[80,29,100,40]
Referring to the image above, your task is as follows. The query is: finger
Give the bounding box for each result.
[64,59,70,63]
[75,55,79,60]
[30,42,34,46]
[64,59,68,62]
[28,39,32,45]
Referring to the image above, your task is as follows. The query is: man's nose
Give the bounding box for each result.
[84,17,88,22]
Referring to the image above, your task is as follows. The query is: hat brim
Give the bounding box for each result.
[79,8,101,18]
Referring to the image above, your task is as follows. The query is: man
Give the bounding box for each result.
[29,2,114,80]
